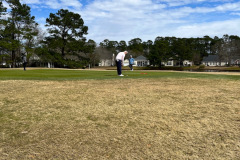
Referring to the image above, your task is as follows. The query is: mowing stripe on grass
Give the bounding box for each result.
[0,69,240,80]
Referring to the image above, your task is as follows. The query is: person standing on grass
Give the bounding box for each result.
[116,51,128,76]
[129,55,134,71]
[22,53,27,71]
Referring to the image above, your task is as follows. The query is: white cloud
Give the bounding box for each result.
[2,1,10,9]
[20,0,83,10]
[214,2,240,12]
[6,0,240,43]
[58,0,82,9]
[156,0,235,7]
[20,0,41,4]
[231,12,240,16]
[75,0,169,42]
[170,19,240,38]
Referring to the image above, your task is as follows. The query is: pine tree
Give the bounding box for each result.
[1,0,38,67]
[45,9,88,57]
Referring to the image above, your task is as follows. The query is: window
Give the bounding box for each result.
[167,61,172,65]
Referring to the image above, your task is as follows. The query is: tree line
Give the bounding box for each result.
[1,0,240,68]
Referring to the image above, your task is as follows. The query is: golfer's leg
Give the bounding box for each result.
[117,61,121,75]
[118,61,122,75]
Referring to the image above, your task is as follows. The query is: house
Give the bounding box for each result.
[231,57,240,66]
[99,59,114,66]
[161,58,177,66]
[202,55,228,66]
[235,59,240,65]
[123,57,137,66]
[134,55,150,67]
[0,50,9,67]
[99,54,115,66]
[161,58,193,66]
[201,55,240,66]
[124,55,193,67]
[183,60,193,66]
[123,55,149,67]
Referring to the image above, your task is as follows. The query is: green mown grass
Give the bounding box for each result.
[0,69,240,80]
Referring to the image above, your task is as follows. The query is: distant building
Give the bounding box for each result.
[134,55,150,67]
[123,59,136,66]
[201,54,240,66]
[183,60,193,66]
[202,55,228,66]
[161,58,177,66]
[99,54,115,66]
[123,55,150,67]
[161,58,193,66]
[99,59,113,66]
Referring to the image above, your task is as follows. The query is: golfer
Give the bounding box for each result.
[116,51,128,76]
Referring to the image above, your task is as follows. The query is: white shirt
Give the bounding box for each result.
[116,52,125,61]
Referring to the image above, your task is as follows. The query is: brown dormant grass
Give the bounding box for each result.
[0,78,239,159]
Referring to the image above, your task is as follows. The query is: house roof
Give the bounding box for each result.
[202,55,220,62]
[202,54,240,62]
[135,55,148,61]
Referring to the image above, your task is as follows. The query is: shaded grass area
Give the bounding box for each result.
[0,68,240,80]
[0,78,240,159]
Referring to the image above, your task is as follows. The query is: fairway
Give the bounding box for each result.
[0,69,239,159]
[1,68,240,80]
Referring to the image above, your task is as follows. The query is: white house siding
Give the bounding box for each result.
[0,62,6,66]
[202,55,223,66]
[202,61,228,66]
[134,56,150,67]
[162,60,174,66]
[137,60,149,67]
[235,59,240,65]
[99,59,113,66]
[123,59,137,66]
[183,60,193,66]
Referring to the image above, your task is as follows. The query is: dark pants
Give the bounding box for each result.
[23,62,27,70]
[116,60,122,75]
[129,64,133,70]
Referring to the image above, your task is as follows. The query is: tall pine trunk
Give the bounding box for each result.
[11,33,16,68]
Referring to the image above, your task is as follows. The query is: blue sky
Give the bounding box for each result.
[3,0,240,43]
